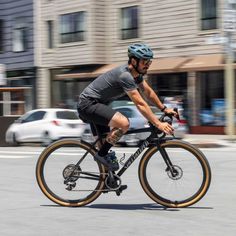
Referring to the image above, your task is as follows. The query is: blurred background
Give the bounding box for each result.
[0,0,236,145]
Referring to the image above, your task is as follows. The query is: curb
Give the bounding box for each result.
[191,143,226,148]
[183,139,227,148]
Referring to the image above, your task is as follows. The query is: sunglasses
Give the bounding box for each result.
[141,59,152,66]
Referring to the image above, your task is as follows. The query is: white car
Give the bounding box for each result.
[114,105,188,146]
[5,108,86,146]
[81,104,188,147]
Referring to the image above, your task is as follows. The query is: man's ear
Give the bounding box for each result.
[131,58,137,66]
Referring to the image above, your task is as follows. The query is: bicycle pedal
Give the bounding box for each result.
[115,185,128,196]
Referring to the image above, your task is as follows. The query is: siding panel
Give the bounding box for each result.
[0,0,34,70]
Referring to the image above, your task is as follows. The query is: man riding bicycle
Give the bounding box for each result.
[77,43,177,171]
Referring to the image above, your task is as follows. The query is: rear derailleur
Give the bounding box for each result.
[63,164,81,191]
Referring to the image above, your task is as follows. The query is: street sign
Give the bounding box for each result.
[223,9,236,32]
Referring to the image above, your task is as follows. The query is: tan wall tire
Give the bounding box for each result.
[138,140,211,208]
[36,139,106,207]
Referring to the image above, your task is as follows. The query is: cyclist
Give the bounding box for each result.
[77,43,177,171]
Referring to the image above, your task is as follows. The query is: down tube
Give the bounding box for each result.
[117,140,150,177]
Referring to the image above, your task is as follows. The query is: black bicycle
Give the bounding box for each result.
[36,110,211,208]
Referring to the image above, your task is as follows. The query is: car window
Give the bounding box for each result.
[150,107,160,115]
[23,111,46,123]
[115,108,135,118]
[56,111,78,120]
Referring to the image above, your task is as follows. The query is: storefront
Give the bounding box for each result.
[180,54,226,134]
[51,64,118,109]
[49,54,234,134]
[0,87,33,116]
[0,67,36,116]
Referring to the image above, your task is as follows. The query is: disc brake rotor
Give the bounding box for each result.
[166,165,183,180]
[63,164,81,182]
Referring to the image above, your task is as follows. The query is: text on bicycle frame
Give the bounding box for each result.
[123,140,149,169]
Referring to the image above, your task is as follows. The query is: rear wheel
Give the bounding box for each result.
[139,140,211,208]
[36,139,106,207]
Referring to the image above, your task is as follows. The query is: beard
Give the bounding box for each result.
[140,67,148,75]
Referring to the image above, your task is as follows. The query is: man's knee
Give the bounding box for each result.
[120,117,130,133]
[109,112,130,133]
[106,128,124,145]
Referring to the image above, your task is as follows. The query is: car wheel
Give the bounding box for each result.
[42,132,53,147]
[12,133,19,146]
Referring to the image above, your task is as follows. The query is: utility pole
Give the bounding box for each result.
[224,0,236,140]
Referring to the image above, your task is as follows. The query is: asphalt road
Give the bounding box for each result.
[0,145,235,236]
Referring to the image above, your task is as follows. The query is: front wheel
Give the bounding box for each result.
[139,140,211,208]
[36,139,106,207]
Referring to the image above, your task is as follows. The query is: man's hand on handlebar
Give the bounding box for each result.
[163,107,179,119]
[156,121,174,135]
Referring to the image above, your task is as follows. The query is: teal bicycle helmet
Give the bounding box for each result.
[128,43,153,59]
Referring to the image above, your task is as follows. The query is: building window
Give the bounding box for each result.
[60,11,86,43]
[47,21,53,48]
[0,20,3,52]
[13,17,28,52]
[199,71,224,126]
[201,0,217,30]
[121,6,139,40]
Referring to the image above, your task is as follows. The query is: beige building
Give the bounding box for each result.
[36,0,230,134]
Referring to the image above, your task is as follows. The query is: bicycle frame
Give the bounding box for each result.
[71,112,179,182]
[86,126,176,178]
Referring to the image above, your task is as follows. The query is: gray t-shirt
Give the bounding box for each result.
[79,64,143,104]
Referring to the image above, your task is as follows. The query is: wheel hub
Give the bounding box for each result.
[166,165,183,180]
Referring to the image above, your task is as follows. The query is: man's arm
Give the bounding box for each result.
[126,89,173,135]
[141,80,177,115]
[139,80,165,110]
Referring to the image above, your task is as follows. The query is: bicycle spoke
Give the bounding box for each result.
[36,140,105,206]
[139,140,211,207]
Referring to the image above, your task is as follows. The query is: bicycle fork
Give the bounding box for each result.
[157,143,179,178]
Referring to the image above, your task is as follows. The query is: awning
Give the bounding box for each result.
[55,64,120,80]
[92,64,119,77]
[56,72,93,80]
[179,54,224,71]
[148,57,189,74]
[55,54,226,80]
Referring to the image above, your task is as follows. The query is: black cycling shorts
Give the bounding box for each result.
[77,98,116,136]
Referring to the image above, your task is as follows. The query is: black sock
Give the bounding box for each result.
[98,141,113,157]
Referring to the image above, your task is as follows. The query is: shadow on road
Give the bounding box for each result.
[87,203,213,211]
[41,203,213,211]
[88,203,178,211]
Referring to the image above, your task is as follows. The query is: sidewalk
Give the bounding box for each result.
[183,134,236,148]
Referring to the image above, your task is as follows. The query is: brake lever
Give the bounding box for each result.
[173,107,180,121]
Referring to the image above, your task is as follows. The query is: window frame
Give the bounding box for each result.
[47,20,54,49]
[60,11,86,44]
[120,6,139,40]
[0,19,3,52]
[200,0,218,31]
[12,17,28,52]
